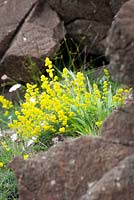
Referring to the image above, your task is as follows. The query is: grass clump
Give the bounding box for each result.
[0,134,31,200]
[8,57,130,142]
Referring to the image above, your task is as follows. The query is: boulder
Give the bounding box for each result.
[80,154,134,200]
[48,0,113,54]
[10,136,133,200]
[101,104,134,145]
[0,1,65,82]
[106,0,134,85]
[0,0,37,60]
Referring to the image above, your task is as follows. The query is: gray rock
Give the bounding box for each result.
[109,0,128,14]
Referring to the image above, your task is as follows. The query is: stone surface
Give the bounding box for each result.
[80,154,134,200]
[101,104,134,145]
[109,0,128,14]
[1,1,65,82]
[0,0,129,83]
[106,0,134,85]
[10,136,133,200]
[0,0,37,60]
[48,0,113,54]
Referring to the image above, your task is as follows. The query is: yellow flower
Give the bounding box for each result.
[103,68,110,79]
[45,57,52,66]
[23,154,29,160]
[59,127,65,133]
[95,121,102,127]
[0,162,4,168]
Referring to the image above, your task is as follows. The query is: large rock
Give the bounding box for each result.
[0,1,65,82]
[0,0,129,82]
[106,0,134,85]
[0,0,36,60]
[48,0,113,54]
[10,136,133,200]
[80,154,134,200]
[101,104,134,145]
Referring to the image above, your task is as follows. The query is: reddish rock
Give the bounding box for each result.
[10,136,133,200]
[80,155,134,200]
[101,104,134,145]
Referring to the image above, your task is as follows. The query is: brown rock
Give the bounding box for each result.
[10,136,133,200]
[48,0,113,54]
[1,1,65,82]
[0,0,37,60]
[80,154,134,200]
[101,104,134,145]
[106,0,134,86]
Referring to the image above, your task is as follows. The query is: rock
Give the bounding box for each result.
[80,154,134,200]
[109,0,128,14]
[106,0,134,86]
[101,102,134,145]
[48,0,113,54]
[0,0,37,60]
[1,1,65,82]
[10,136,133,200]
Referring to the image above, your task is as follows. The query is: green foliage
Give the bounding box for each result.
[0,169,18,200]
[0,39,131,198]
[7,57,131,141]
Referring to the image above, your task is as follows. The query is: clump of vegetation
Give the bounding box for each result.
[8,57,130,142]
[0,50,131,199]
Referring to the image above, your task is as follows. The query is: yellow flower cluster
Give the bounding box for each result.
[0,95,13,109]
[112,88,131,105]
[8,57,131,138]
[0,162,4,168]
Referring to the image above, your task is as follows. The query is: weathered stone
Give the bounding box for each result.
[109,0,128,14]
[101,103,134,145]
[106,0,134,85]
[10,136,132,200]
[0,0,36,60]
[0,1,65,82]
[80,154,134,200]
[48,0,113,54]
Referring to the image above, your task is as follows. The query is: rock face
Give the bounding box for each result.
[109,0,129,14]
[0,0,37,60]
[106,0,134,85]
[48,0,113,54]
[10,134,133,200]
[0,0,128,83]
[8,0,134,199]
[101,104,134,145]
[0,1,65,82]
[80,155,134,200]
